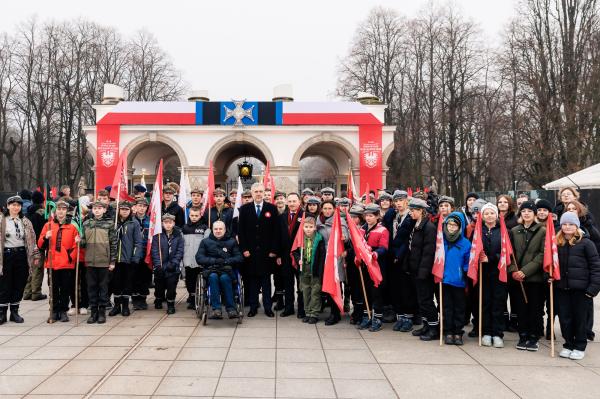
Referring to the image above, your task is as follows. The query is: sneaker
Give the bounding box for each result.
[227,309,238,319]
[399,318,414,332]
[569,350,585,360]
[369,318,383,332]
[392,317,405,331]
[516,336,528,350]
[67,308,76,316]
[481,335,492,347]
[444,335,455,345]
[358,316,371,330]
[302,316,310,323]
[209,309,223,320]
[454,335,464,346]
[308,317,318,324]
[79,308,88,315]
[526,340,539,352]
[559,348,573,358]
[492,336,504,348]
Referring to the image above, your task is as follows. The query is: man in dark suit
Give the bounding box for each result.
[278,192,305,318]
[237,183,279,317]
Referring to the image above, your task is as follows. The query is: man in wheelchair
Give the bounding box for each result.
[195,221,243,319]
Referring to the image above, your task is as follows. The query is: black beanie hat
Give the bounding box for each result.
[465,192,479,201]
[32,191,44,205]
[19,189,33,200]
[535,199,553,212]
[519,200,537,214]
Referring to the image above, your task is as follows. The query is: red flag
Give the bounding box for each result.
[290,213,306,269]
[467,216,483,284]
[50,186,58,199]
[498,216,512,283]
[432,215,445,283]
[110,149,135,202]
[364,183,371,204]
[347,214,383,287]
[263,161,276,203]
[347,167,358,202]
[407,187,413,197]
[145,159,164,266]
[200,161,215,217]
[543,217,561,280]
[322,208,345,314]
[424,187,430,193]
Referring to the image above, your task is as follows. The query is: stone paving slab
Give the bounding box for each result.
[0,282,597,398]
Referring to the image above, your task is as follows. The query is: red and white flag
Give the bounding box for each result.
[498,216,512,283]
[432,215,445,283]
[407,187,413,197]
[263,161,276,203]
[543,216,561,280]
[110,148,135,202]
[145,159,163,265]
[347,167,358,202]
[290,212,306,269]
[323,208,345,314]
[347,215,382,287]
[467,215,483,284]
[364,183,371,204]
[200,161,215,217]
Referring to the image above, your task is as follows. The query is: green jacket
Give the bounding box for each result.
[82,216,117,268]
[508,222,546,283]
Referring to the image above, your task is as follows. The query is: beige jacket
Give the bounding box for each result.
[0,214,41,275]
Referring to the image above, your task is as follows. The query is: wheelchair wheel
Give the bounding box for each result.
[195,274,207,322]
[236,275,244,324]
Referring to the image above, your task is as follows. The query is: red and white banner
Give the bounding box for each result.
[359,125,382,194]
[322,208,345,314]
[96,124,120,193]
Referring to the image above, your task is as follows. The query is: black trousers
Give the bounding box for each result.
[363,265,383,319]
[415,276,438,325]
[283,262,304,313]
[184,266,201,295]
[52,269,74,312]
[132,261,152,300]
[587,298,594,336]
[390,266,417,318]
[112,262,134,298]
[69,264,88,309]
[273,262,284,299]
[154,270,179,302]
[0,249,29,306]
[481,265,507,337]
[556,288,591,352]
[513,281,545,338]
[247,274,272,311]
[87,267,110,308]
[442,284,466,335]
[346,261,364,314]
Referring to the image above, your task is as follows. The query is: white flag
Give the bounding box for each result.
[178,166,190,210]
[233,176,244,218]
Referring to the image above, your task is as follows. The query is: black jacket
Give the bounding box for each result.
[292,232,326,278]
[151,227,184,277]
[406,218,436,279]
[162,201,185,228]
[195,233,243,275]
[116,216,143,264]
[580,215,600,254]
[25,203,46,238]
[237,201,280,276]
[200,206,234,232]
[482,223,502,277]
[278,208,304,265]
[389,211,416,264]
[555,237,600,296]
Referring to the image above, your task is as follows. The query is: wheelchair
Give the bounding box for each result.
[195,268,244,325]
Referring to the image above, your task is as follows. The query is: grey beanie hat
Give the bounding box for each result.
[560,211,580,228]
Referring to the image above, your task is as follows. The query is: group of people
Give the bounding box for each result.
[0,183,598,361]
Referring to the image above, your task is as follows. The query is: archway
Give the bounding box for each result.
[128,141,182,189]
[210,138,271,192]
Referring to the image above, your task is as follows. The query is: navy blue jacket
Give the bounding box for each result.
[195,233,243,275]
[151,227,184,277]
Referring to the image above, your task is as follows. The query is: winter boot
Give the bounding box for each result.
[369,317,383,332]
[9,304,24,323]
[154,298,163,309]
[358,315,372,330]
[121,297,131,317]
[167,301,176,315]
[97,306,106,324]
[109,297,121,316]
[420,323,439,341]
[516,334,528,350]
[60,311,69,322]
[187,295,196,310]
[0,306,7,325]
[138,296,148,310]
[412,320,429,337]
[87,307,98,324]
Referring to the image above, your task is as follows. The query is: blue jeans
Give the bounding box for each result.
[208,272,235,311]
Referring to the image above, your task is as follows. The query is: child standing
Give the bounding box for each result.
[441,212,471,345]
[81,201,117,324]
[292,217,325,324]
[152,213,184,314]
[110,202,143,317]
[182,206,208,310]
[38,200,80,322]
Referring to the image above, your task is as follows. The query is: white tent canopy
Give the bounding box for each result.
[543,163,600,190]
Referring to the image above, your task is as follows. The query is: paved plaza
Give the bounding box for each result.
[0,284,599,399]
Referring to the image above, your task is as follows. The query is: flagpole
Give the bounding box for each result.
[358,265,372,320]
[114,183,120,229]
[47,217,55,324]
[75,241,80,325]
[478,261,482,346]
[550,280,555,357]
[439,282,444,346]
[510,253,529,304]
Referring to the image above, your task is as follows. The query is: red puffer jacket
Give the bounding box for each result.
[38,219,80,270]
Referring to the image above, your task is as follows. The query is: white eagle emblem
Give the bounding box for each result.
[223,100,254,126]
[101,150,116,167]
[363,151,379,168]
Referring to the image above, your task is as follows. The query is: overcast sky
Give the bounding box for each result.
[1,0,517,101]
